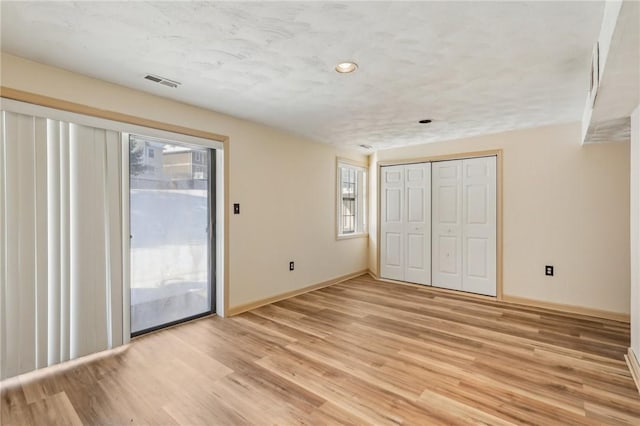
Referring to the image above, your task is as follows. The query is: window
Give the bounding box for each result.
[337,160,367,238]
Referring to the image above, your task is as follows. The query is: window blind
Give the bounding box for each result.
[0,111,124,380]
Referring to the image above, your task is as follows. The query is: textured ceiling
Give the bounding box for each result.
[1,1,605,150]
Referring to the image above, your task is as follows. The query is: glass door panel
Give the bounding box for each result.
[129,135,213,335]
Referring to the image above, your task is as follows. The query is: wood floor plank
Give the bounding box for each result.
[305,401,370,425]
[1,275,639,424]
[417,387,518,426]
[25,392,82,426]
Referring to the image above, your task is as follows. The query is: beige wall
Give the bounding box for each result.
[631,105,639,354]
[370,123,630,314]
[0,53,368,310]
[2,52,630,318]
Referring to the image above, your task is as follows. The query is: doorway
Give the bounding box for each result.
[128,134,215,336]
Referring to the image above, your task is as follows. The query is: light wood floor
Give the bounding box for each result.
[2,274,639,425]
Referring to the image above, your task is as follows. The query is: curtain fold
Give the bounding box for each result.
[0,111,123,380]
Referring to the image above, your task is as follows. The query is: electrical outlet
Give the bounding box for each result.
[289,261,295,271]
[545,265,554,276]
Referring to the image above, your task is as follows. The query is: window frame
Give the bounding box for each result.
[336,158,368,240]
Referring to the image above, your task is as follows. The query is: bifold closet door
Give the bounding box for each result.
[462,156,497,296]
[432,156,496,296]
[380,165,405,281]
[431,160,463,290]
[404,163,431,285]
[380,163,431,285]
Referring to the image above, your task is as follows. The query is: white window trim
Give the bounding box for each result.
[336,157,368,240]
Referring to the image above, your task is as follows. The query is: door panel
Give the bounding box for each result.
[386,169,403,183]
[407,233,425,269]
[462,156,497,296]
[404,163,431,285]
[407,187,424,222]
[438,236,459,274]
[380,166,404,281]
[386,188,402,222]
[438,185,459,223]
[438,165,458,179]
[407,167,424,182]
[431,161,463,290]
[385,233,402,267]
[466,238,488,277]
[466,185,487,224]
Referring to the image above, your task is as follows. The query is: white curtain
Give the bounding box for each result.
[0,111,123,380]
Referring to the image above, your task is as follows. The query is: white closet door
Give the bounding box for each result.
[462,157,497,296]
[380,165,404,281]
[431,160,463,290]
[404,163,431,285]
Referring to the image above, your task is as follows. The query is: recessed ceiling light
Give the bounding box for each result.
[419,119,432,124]
[335,61,358,73]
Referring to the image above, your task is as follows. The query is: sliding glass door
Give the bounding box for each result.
[129,134,214,336]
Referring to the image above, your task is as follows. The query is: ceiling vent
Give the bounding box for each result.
[359,144,373,150]
[144,74,181,88]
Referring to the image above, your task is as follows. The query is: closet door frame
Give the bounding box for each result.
[376,149,503,300]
